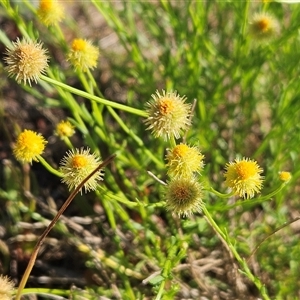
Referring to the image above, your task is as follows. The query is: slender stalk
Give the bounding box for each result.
[61,136,74,150]
[15,154,116,300]
[208,187,234,199]
[37,155,63,178]
[155,280,166,300]
[211,182,290,212]
[40,75,148,117]
[18,288,70,296]
[169,136,176,148]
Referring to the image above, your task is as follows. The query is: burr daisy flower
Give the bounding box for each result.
[0,275,15,300]
[224,157,264,199]
[55,120,75,139]
[144,90,192,140]
[67,39,99,72]
[166,143,204,179]
[5,39,48,86]
[13,130,47,164]
[37,0,65,26]
[279,171,291,182]
[249,12,280,42]
[59,148,103,194]
[165,177,203,217]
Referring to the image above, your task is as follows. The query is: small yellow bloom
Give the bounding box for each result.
[166,143,204,179]
[249,12,279,42]
[279,171,291,182]
[165,178,203,217]
[67,39,99,72]
[37,0,65,26]
[13,130,47,164]
[224,157,264,199]
[55,120,75,139]
[59,148,103,194]
[144,90,191,140]
[5,39,48,86]
[0,275,14,300]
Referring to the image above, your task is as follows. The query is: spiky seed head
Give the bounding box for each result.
[249,12,280,42]
[165,177,203,217]
[0,275,15,300]
[59,148,103,194]
[5,38,48,86]
[144,90,192,140]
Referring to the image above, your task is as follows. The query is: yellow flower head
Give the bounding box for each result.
[67,39,99,72]
[55,120,75,139]
[249,12,279,42]
[59,148,103,194]
[224,157,264,199]
[5,38,49,86]
[144,90,192,140]
[0,275,15,300]
[165,177,203,217]
[37,0,65,26]
[166,143,204,179]
[279,171,291,182]
[13,129,47,164]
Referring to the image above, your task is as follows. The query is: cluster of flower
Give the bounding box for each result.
[5,37,99,86]
[3,1,103,196]
[144,90,266,217]
[12,127,103,195]
[3,1,290,216]
[4,0,100,86]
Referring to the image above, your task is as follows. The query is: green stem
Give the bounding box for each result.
[37,155,63,177]
[61,136,74,150]
[19,288,70,297]
[208,187,234,199]
[212,182,290,212]
[87,69,103,96]
[40,75,148,117]
[155,280,166,300]
[101,196,117,229]
[169,136,176,148]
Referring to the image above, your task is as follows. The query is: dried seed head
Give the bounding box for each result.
[249,12,280,42]
[59,148,103,194]
[165,177,203,217]
[0,275,15,300]
[5,38,48,86]
[144,90,192,140]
